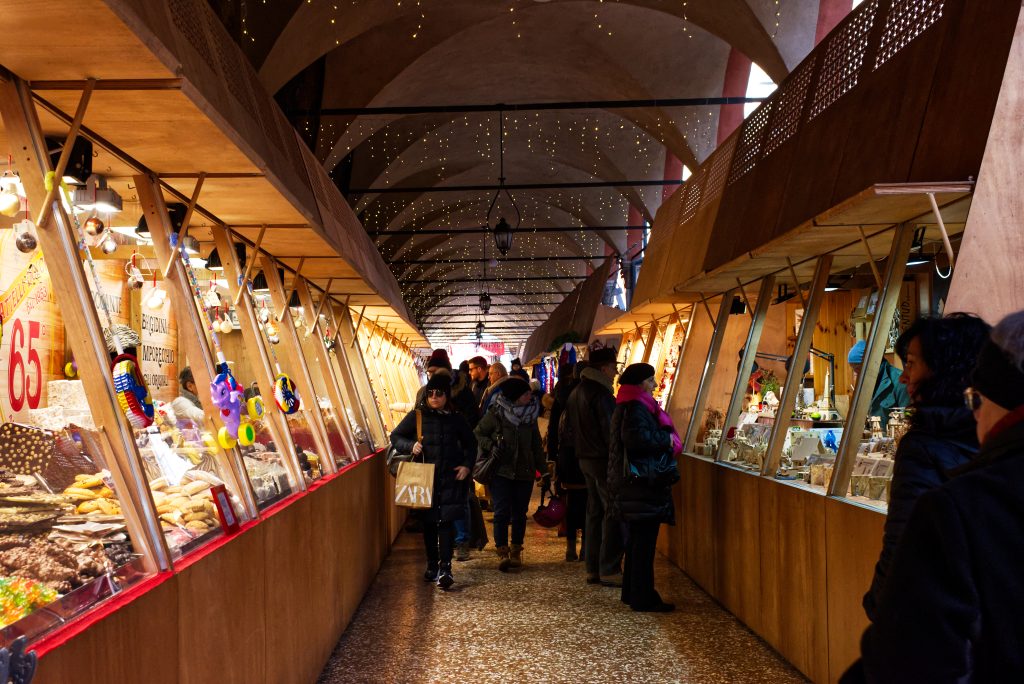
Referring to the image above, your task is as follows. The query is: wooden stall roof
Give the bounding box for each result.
[594,295,697,335]
[676,183,971,296]
[0,0,425,347]
[521,260,613,365]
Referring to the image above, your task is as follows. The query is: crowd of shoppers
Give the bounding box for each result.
[388,306,1024,677]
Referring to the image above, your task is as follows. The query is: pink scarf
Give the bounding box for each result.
[616,384,682,455]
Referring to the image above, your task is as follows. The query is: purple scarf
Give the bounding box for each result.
[616,384,682,455]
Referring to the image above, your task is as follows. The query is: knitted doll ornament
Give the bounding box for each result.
[274,373,301,414]
[111,354,154,429]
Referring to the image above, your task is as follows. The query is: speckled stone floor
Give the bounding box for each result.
[318,501,808,684]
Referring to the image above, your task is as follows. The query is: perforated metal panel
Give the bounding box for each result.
[679,168,705,224]
[702,136,736,207]
[727,100,773,186]
[169,0,215,68]
[763,55,816,158]
[875,0,945,69]
[809,0,880,120]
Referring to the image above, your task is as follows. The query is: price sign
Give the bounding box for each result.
[7,318,42,412]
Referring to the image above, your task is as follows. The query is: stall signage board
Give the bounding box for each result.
[139,282,178,403]
[0,240,65,421]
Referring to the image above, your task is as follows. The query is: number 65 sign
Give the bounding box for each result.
[4,316,43,413]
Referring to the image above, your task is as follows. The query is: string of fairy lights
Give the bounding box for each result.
[223,0,790,340]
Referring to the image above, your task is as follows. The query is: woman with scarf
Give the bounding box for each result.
[474,377,544,572]
[608,363,681,612]
[391,374,476,590]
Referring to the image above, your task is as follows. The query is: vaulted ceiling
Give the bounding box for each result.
[211,0,841,346]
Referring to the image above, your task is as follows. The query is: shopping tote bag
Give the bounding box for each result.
[394,460,435,509]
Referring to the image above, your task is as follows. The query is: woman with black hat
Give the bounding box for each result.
[390,374,476,590]
[474,377,544,572]
[609,363,681,612]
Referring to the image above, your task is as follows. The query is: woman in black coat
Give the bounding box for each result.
[391,374,475,590]
[862,313,990,621]
[608,363,681,613]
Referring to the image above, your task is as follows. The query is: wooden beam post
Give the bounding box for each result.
[135,175,260,518]
[259,255,338,474]
[716,275,776,461]
[830,224,915,497]
[0,70,169,572]
[210,225,305,492]
[683,289,737,453]
[324,302,386,448]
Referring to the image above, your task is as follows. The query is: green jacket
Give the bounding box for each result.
[871,359,912,428]
[474,406,545,481]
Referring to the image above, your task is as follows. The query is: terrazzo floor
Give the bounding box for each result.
[318,498,808,684]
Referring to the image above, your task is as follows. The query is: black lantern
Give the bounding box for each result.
[486,110,520,257]
[475,321,485,338]
[479,292,492,314]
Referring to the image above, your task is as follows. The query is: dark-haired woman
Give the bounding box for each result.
[391,374,476,590]
[862,313,991,621]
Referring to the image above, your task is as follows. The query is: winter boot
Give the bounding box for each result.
[509,544,523,569]
[423,561,439,583]
[496,546,512,572]
[436,563,454,590]
[565,535,578,562]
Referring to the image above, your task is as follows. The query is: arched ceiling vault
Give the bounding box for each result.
[214,0,833,341]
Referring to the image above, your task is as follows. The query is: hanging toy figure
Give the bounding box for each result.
[274,372,301,414]
[210,360,254,448]
[104,324,155,430]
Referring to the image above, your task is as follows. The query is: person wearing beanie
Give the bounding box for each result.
[426,348,452,373]
[607,363,681,612]
[862,314,990,622]
[847,339,911,429]
[474,376,544,572]
[510,358,530,382]
[843,310,1024,683]
[564,346,624,585]
[390,372,476,591]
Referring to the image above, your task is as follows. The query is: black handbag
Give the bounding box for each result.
[386,410,422,477]
[473,431,503,486]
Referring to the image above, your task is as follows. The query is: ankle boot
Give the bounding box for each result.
[565,536,578,562]
[436,563,454,590]
[424,561,439,582]
[496,546,512,572]
[509,544,523,568]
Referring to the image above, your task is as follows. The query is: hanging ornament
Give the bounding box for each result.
[258,307,270,324]
[210,364,245,448]
[125,253,145,289]
[246,385,265,421]
[274,373,301,414]
[112,352,155,429]
[64,360,78,379]
[100,234,118,254]
[13,219,37,253]
[265,320,280,345]
[145,271,166,310]
[83,215,105,237]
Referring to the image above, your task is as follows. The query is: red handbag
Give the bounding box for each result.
[532,488,567,528]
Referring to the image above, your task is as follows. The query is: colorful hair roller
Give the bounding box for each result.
[274,373,301,414]
[112,354,154,429]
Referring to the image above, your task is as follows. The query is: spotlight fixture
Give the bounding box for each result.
[907,226,929,266]
[288,290,302,310]
[486,111,519,256]
[205,248,223,271]
[729,296,747,316]
[135,215,151,240]
[72,174,122,213]
[824,277,847,292]
[772,284,796,305]
[46,136,92,185]
[181,235,200,255]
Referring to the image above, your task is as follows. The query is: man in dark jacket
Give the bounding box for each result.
[509,358,530,382]
[565,347,623,585]
[842,311,1024,682]
[546,362,578,463]
[468,355,489,411]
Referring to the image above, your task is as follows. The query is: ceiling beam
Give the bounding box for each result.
[288,96,765,117]
[370,225,644,237]
[352,179,682,195]
[390,255,610,265]
[403,275,587,285]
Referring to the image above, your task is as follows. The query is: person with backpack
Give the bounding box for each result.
[390,374,476,590]
[474,377,544,572]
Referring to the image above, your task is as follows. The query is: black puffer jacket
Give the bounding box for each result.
[842,416,1024,683]
[390,405,476,521]
[474,403,545,482]
[863,405,978,621]
[547,378,578,461]
[565,370,616,462]
[608,400,678,524]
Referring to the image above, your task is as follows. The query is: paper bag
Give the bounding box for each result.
[394,461,435,509]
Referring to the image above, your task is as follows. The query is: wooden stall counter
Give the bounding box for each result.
[33,450,397,684]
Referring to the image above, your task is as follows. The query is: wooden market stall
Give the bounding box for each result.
[0,0,425,681]
[618,1,1022,681]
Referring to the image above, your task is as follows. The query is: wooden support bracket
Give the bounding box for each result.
[162,173,206,279]
[857,226,884,290]
[231,225,267,307]
[35,78,94,229]
[786,257,808,309]
[736,278,755,320]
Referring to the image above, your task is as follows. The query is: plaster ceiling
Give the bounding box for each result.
[211,0,839,345]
